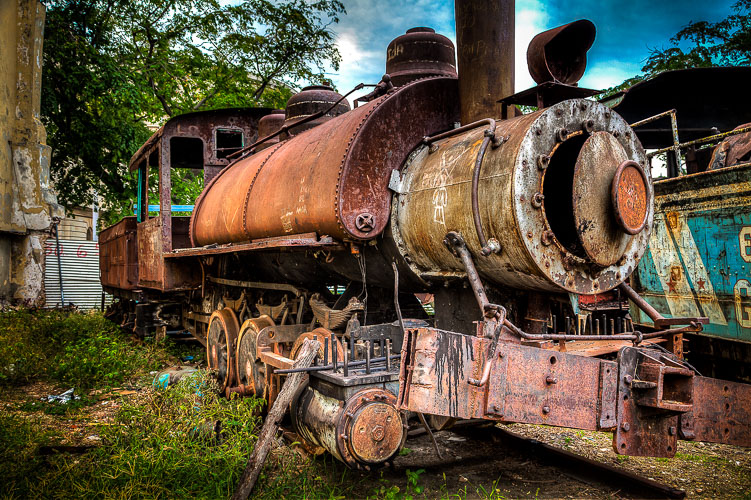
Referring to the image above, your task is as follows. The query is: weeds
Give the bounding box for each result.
[0,309,168,389]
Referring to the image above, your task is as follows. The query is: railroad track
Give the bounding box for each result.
[402,421,686,498]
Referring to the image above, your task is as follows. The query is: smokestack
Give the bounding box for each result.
[454,0,514,124]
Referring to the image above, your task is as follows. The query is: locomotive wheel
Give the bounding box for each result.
[290,327,344,362]
[236,315,276,398]
[207,308,240,393]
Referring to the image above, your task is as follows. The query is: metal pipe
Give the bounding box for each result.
[647,125,751,158]
[618,282,664,322]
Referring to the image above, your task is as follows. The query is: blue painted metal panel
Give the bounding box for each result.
[133,204,194,214]
[630,164,751,343]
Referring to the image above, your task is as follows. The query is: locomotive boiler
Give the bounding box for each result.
[100,0,751,469]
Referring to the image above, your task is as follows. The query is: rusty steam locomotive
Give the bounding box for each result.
[100,1,751,468]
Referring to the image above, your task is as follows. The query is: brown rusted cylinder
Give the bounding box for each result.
[291,386,406,468]
[386,27,457,86]
[454,0,514,124]
[256,109,285,151]
[527,20,596,85]
[190,77,459,246]
[391,99,653,294]
[284,85,350,137]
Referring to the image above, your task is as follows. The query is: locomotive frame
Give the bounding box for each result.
[99,3,751,470]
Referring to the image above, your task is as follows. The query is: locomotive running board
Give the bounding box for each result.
[397,327,751,457]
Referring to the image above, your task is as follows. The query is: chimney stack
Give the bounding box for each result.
[454,0,515,124]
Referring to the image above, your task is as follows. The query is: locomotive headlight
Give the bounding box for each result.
[391,98,653,294]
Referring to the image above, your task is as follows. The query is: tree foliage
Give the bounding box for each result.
[41,0,345,225]
[643,0,750,73]
[600,0,750,98]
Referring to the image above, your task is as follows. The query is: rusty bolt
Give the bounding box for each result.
[613,131,620,138]
[581,120,595,133]
[542,405,551,414]
[541,230,554,247]
[621,422,630,432]
[527,231,533,239]
[536,128,542,136]
[429,143,439,154]
[355,212,375,232]
[371,425,385,442]
[563,255,575,271]
[537,154,551,170]
[545,375,558,385]
[669,426,677,436]
[531,192,544,208]
[492,404,501,412]
[624,374,633,385]
[522,159,528,167]
[556,128,569,142]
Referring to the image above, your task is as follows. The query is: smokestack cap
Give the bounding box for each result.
[527,19,596,85]
[386,27,457,86]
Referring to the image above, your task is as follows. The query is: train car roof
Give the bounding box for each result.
[602,67,751,149]
[128,107,274,171]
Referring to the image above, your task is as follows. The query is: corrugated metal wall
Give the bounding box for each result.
[44,239,113,309]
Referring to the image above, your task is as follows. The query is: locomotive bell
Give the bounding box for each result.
[284,84,350,137]
[386,27,457,86]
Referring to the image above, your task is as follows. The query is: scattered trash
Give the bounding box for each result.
[153,366,200,389]
[459,475,469,483]
[447,436,466,442]
[181,355,194,362]
[84,435,101,442]
[42,388,79,404]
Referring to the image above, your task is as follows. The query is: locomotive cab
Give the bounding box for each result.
[100,108,273,293]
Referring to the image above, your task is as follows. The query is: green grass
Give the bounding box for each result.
[0,370,356,499]
[0,308,169,389]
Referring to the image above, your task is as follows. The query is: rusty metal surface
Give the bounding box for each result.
[527,20,595,85]
[99,217,138,290]
[191,77,459,246]
[680,376,751,447]
[399,327,606,427]
[128,107,271,172]
[613,347,692,457]
[207,308,240,393]
[284,85,350,137]
[572,132,633,267]
[256,110,286,151]
[165,233,341,259]
[386,27,457,86]
[392,99,651,294]
[337,388,404,465]
[235,316,275,397]
[612,161,650,235]
[293,386,405,468]
[454,0,514,123]
[709,123,751,170]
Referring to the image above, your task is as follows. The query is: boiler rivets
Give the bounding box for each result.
[541,231,554,246]
[556,128,568,142]
[581,119,594,133]
[542,405,551,414]
[531,192,544,208]
[621,422,630,432]
[537,154,550,170]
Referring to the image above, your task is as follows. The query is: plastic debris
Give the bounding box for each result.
[42,388,79,404]
[152,365,200,389]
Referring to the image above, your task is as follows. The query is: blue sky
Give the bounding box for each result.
[325,0,737,103]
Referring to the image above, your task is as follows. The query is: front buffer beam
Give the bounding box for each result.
[397,327,751,457]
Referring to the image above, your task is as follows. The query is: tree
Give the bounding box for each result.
[643,0,750,74]
[41,0,345,225]
[601,0,750,97]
